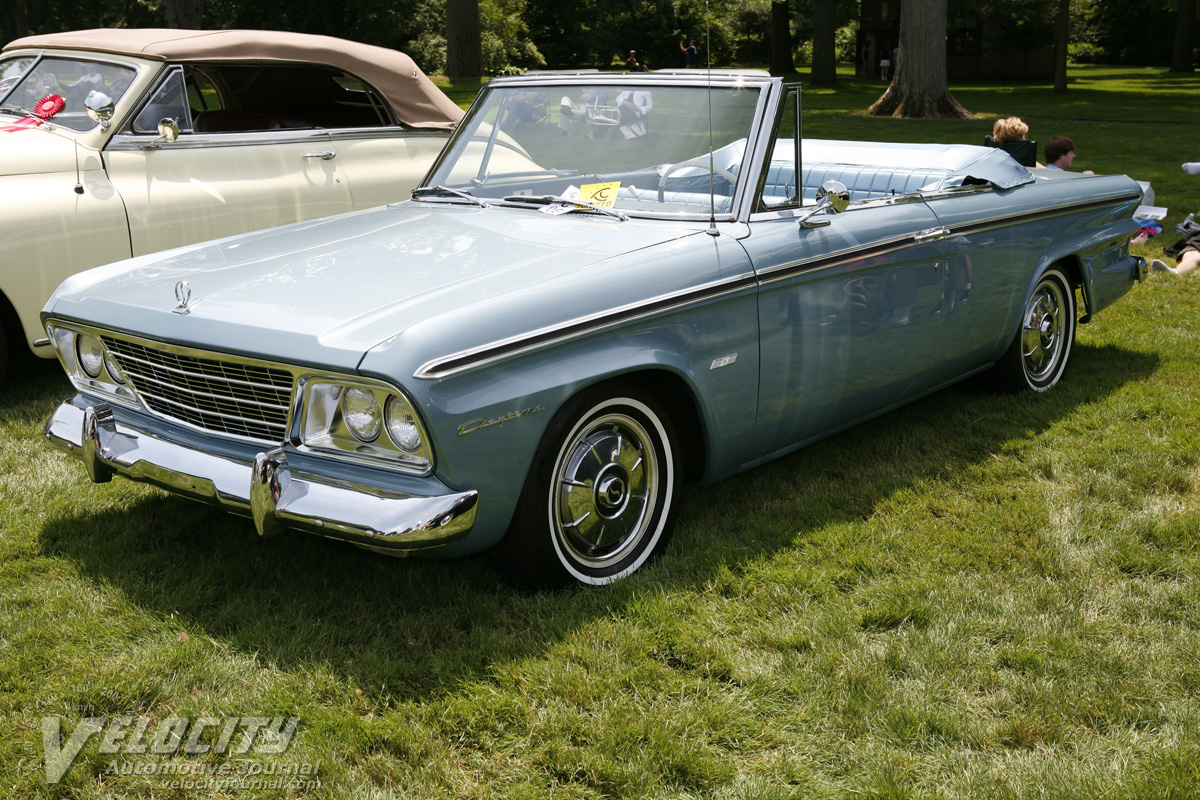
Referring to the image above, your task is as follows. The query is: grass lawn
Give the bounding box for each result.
[2,65,1198,798]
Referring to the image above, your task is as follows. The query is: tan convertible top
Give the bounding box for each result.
[4,28,463,129]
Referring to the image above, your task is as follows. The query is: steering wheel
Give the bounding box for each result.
[657,155,739,203]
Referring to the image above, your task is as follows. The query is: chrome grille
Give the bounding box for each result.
[102,337,294,442]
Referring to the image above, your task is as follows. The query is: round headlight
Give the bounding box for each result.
[103,352,126,384]
[76,334,105,378]
[385,396,423,453]
[342,387,382,443]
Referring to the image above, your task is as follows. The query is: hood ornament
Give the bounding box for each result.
[173,280,196,314]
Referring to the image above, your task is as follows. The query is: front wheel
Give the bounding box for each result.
[986,267,1076,393]
[496,386,682,589]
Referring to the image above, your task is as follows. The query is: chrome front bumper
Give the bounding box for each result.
[45,399,478,551]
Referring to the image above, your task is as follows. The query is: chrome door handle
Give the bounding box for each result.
[913,226,950,243]
[303,150,336,160]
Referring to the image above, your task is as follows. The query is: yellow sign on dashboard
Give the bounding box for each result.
[578,181,621,208]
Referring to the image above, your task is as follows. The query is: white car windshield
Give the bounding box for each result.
[424,82,763,216]
[0,56,136,132]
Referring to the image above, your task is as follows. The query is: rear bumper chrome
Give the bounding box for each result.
[45,398,477,551]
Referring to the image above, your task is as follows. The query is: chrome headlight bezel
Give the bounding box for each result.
[48,324,140,407]
[299,377,433,473]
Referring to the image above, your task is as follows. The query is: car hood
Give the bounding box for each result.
[0,121,77,175]
[46,202,711,372]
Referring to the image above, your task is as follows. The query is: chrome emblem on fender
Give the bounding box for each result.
[173,281,195,314]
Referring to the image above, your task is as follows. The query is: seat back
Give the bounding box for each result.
[984,135,1037,167]
[760,162,954,203]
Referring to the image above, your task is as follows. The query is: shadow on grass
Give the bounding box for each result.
[36,341,1158,704]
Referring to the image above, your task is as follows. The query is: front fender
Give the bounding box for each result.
[357,290,761,554]
[1,162,131,356]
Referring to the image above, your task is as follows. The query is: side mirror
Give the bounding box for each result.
[156,118,180,143]
[83,91,114,128]
[799,180,850,229]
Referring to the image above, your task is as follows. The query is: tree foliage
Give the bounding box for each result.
[2,0,1194,76]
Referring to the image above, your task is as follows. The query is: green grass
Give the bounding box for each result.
[2,65,1199,798]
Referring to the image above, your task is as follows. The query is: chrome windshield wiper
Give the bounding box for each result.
[503,194,628,221]
[411,185,489,208]
[0,105,35,117]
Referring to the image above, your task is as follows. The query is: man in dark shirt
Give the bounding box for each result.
[680,40,697,67]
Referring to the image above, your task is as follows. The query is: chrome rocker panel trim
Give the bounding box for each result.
[45,398,477,551]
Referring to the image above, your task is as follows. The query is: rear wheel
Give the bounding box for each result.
[986,267,1076,392]
[496,384,682,589]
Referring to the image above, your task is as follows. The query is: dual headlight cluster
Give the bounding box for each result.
[52,327,139,404]
[301,380,431,472]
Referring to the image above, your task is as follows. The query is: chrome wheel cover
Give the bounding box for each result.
[1020,277,1067,384]
[551,412,659,571]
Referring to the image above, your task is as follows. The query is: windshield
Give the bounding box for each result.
[0,56,137,131]
[424,82,763,216]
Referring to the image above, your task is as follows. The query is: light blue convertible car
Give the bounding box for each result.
[43,70,1146,588]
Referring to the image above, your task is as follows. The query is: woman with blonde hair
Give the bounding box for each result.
[987,117,1041,167]
[992,117,1029,145]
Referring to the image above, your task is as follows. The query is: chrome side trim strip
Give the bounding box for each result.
[105,129,335,151]
[756,191,1143,286]
[938,192,1143,238]
[755,230,929,286]
[415,272,759,379]
[327,127,452,141]
[416,190,1141,380]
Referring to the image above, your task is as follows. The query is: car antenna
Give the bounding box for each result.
[73,140,84,195]
[705,0,718,237]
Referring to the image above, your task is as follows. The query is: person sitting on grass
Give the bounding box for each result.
[1152,238,1200,276]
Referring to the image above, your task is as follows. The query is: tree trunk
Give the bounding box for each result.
[162,0,204,29]
[1172,0,1196,73]
[1052,0,1069,93]
[12,0,29,38]
[446,0,484,78]
[769,0,795,74]
[866,0,969,118]
[810,0,837,86]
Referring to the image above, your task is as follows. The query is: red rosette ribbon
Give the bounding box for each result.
[34,93,66,119]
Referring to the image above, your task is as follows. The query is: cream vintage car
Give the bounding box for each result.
[0,28,462,383]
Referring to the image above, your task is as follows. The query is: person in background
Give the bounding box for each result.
[680,39,697,68]
[988,117,1042,167]
[1151,248,1199,276]
[879,43,892,80]
[992,117,1027,146]
[615,89,652,139]
[1044,136,1094,174]
[628,50,647,72]
[1153,162,1200,274]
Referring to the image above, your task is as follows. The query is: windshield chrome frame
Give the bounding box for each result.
[418,71,783,223]
[0,50,142,134]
